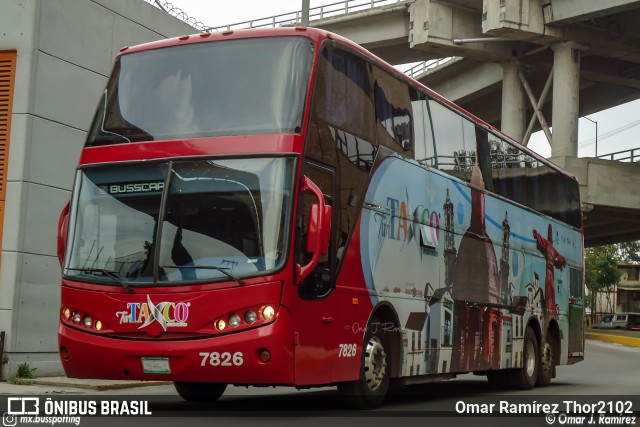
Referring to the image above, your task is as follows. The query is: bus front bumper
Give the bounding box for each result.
[58,309,294,385]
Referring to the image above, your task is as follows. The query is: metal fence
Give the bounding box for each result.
[145,0,406,32]
[209,0,406,32]
[402,57,456,79]
[597,148,639,163]
[143,0,212,31]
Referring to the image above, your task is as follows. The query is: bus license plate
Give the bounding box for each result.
[142,357,171,374]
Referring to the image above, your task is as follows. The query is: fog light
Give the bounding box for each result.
[259,349,271,363]
[60,346,69,360]
[229,314,241,328]
[83,316,92,328]
[262,306,275,320]
[72,312,81,324]
[62,307,71,320]
[94,320,103,331]
[215,319,226,331]
[244,310,257,324]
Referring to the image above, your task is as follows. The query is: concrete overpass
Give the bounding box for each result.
[156,0,640,246]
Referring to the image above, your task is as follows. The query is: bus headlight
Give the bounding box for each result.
[83,316,92,328]
[72,312,81,324]
[62,307,71,320]
[229,314,241,328]
[215,319,226,331]
[244,310,257,324]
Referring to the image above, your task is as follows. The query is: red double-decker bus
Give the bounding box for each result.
[58,27,584,408]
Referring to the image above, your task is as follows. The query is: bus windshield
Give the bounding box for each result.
[85,36,314,146]
[63,157,294,285]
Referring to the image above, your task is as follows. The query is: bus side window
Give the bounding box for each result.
[429,100,474,181]
[372,66,414,156]
[411,90,436,167]
[306,42,376,279]
[488,132,581,228]
[315,44,375,144]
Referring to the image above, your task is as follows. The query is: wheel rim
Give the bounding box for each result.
[525,338,536,377]
[540,340,553,374]
[364,336,387,391]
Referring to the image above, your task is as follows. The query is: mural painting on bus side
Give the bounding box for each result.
[448,164,504,372]
[533,224,567,324]
[360,155,571,377]
[442,163,567,374]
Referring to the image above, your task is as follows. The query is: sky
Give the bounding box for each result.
[163,0,640,160]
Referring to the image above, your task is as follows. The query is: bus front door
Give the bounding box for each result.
[293,161,338,385]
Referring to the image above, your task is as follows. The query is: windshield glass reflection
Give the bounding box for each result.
[64,158,294,285]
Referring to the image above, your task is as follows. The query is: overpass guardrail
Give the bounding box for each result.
[597,148,639,163]
[145,0,406,32]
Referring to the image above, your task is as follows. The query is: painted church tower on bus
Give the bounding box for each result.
[449,164,504,372]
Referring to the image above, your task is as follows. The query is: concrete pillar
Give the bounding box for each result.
[501,61,526,142]
[551,42,581,157]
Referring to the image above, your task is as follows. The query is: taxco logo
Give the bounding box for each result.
[377,195,440,247]
[116,295,190,331]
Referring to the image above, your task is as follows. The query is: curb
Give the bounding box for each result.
[10,378,171,391]
[586,333,640,348]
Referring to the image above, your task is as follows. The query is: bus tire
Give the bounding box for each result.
[174,382,227,402]
[337,316,391,409]
[536,333,555,387]
[508,326,539,390]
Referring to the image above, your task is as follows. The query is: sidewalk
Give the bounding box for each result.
[0,377,170,395]
[585,331,640,347]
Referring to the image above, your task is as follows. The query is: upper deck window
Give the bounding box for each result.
[86,36,314,146]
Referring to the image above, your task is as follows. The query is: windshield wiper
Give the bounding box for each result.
[162,265,246,286]
[66,268,134,292]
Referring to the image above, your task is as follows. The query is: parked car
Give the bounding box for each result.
[592,312,640,330]
[628,313,640,330]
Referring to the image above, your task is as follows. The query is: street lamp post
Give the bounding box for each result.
[302,0,310,26]
[583,116,598,158]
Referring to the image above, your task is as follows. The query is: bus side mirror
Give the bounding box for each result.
[297,176,330,283]
[306,204,332,256]
[57,199,71,267]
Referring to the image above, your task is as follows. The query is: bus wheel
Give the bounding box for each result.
[508,326,538,390]
[174,382,227,402]
[337,316,391,409]
[536,334,555,387]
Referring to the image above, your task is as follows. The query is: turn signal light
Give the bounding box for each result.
[261,306,275,320]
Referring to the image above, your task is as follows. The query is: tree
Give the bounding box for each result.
[585,246,621,323]
[616,241,640,263]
